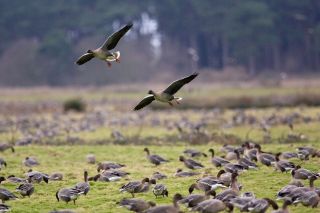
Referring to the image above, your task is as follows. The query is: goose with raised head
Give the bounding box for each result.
[73,171,90,195]
[144,148,168,166]
[208,149,230,167]
[179,156,204,170]
[215,173,240,203]
[144,193,183,213]
[76,22,133,66]
[133,73,198,110]
[118,198,156,212]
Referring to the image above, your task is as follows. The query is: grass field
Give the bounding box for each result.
[0,85,320,212]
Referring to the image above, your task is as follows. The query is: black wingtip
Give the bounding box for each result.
[127,22,133,28]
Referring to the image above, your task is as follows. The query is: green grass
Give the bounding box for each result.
[0,144,320,213]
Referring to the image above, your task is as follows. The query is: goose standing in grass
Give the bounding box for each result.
[0,144,14,153]
[76,22,133,66]
[97,161,125,171]
[208,149,230,167]
[16,183,34,197]
[189,177,226,194]
[179,156,204,170]
[293,190,320,208]
[144,193,183,213]
[0,159,7,170]
[224,162,245,173]
[49,173,63,181]
[0,204,10,212]
[179,190,216,208]
[26,170,49,184]
[242,142,258,161]
[118,198,156,212]
[291,166,319,180]
[0,188,17,203]
[274,153,296,172]
[255,144,276,166]
[192,198,233,213]
[73,171,90,195]
[56,188,83,204]
[175,169,200,177]
[153,183,168,198]
[144,148,168,166]
[86,154,96,164]
[230,192,256,211]
[133,73,199,110]
[244,198,279,213]
[215,173,240,203]
[23,157,39,167]
[7,175,26,183]
[120,178,152,197]
[152,172,167,180]
[183,149,207,158]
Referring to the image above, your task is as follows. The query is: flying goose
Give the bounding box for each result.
[73,171,90,195]
[179,156,204,170]
[133,73,199,110]
[76,22,133,66]
[56,188,83,204]
[208,148,230,167]
[16,183,34,197]
[0,188,17,203]
[118,198,156,212]
[144,193,183,213]
[144,148,168,166]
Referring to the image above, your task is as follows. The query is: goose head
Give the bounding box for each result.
[141,177,150,184]
[188,183,198,194]
[87,50,93,54]
[208,148,214,157]
[179,156,185,162]
[148,90,155,95]
[143,148,150,155]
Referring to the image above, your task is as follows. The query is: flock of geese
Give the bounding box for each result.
[0,23,318,213]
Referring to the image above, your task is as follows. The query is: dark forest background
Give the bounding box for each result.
[1,0,320,86]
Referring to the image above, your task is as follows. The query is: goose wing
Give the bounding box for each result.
[102,22,133,51]
[162,73,198,95]
[133,95,155,111]
[76,53,94,65]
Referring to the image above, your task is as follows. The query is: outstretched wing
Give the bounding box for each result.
[76,53,94,65]
[102,22,133,51]
[162,73,198,95]
[133,95,155,111]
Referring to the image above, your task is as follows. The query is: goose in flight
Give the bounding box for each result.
[133,73,198,111]
[76,22,133,67]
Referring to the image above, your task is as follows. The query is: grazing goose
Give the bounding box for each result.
[118,198,156,212]
[120,178,151,197]
[56,188,83,204]
[179,156,204,170]
[133,73,198,110]
[230,192,256,211]
[242,142,258,161]
[144,193,183,213]
[220,144,240,153]
[244,198,279,213]
[23,157,39,167]
[215,173,240,203]
[277,184,301,200]
[73,171,90,195]
[49,173,63,181]
[293,190,320,208]
[217,170,233,187]
[152,172,167,180]
[224,162,245,173]
[0,188,17,203]
[291,166,319,180]
[49,210,75,213]
[189,177,226,194]
[97,161,125,171]
[281,152,298,159]
[179,190,216,208]
[281,176,317,202]
[274,153,295,172]
[7,175,26,183]
[0,144,14,153]
[175,169,200,177]
[86,154,96,164]
[0,177,5,184]
[183,149,207,158]
[0,159,7,170]
[192,198,233,213]
[0,203,10,212]
[272,200,291,213]
[153,183,168,198]
[208,149,230,167]
[25,170,49,183]
[16,183,34,197]
[225,149,240,161]
[238,156,258,170]
[297,147,317,157]
[144,148,168,166]
[76,22,133,66]
[255,144,276,166]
